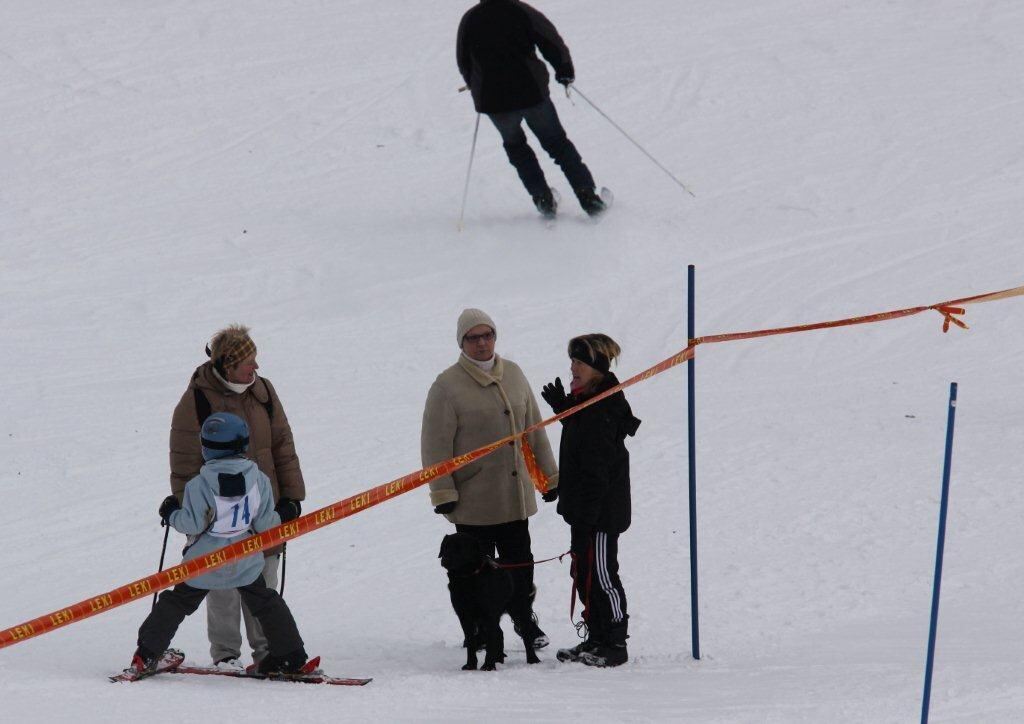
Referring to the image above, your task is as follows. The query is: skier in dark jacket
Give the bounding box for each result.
[540,334,640,668]
[457,0,606,218]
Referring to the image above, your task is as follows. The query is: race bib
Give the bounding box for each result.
[210,487,262,538]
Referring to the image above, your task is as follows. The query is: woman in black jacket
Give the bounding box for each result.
[541,334,640,667]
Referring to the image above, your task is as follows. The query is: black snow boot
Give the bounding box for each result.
[575,187,607,217]
[579,622,627,667]
[556,637,601,663]
[513,611,549,649]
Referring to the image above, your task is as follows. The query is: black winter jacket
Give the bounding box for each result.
[457,0,574,114]
[556,374,641,534]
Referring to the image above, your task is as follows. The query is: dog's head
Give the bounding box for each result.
[439,532,490,576]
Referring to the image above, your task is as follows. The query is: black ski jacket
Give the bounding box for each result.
[457,0,574,114]
[555,374,641,535]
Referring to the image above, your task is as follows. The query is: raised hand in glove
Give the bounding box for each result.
[275,498,301,523]
[542,488,559,503]
[159,494,181,525]
[434,501,457,515]
[541,377,570,413]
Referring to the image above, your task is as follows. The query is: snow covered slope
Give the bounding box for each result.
[2,0,1023,720]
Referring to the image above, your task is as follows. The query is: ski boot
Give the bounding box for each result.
[112,648,185,681]
[533,188,557,220]
[255,648,310,675]
[575,187,607,217]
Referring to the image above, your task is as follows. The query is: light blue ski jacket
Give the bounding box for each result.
[169,456,280,589]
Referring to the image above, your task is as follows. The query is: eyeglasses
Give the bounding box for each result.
[463,331,495,343]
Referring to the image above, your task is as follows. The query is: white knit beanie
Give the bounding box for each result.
[456,308,497,346]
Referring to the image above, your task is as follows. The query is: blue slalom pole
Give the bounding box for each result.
[687,264,701,660]
[921,382,958,724]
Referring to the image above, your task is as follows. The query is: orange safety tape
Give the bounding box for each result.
[692,283,1024,347]
[1,283,1021,650]
[521,437,551,494]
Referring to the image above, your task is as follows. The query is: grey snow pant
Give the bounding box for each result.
[206,554,279,664]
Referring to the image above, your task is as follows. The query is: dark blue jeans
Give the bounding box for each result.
[488,97,596,199]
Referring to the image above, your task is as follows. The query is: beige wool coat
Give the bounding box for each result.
[421,354,558,526]
[170,362,305,505]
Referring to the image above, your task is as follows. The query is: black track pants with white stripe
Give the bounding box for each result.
[570,526,628,642]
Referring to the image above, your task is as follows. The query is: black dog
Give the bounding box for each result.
[439,533,540,671]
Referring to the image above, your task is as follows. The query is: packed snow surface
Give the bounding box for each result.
[2,0,1023,721]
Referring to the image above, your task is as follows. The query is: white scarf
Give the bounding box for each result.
[212,366,257,395]
[461,352,496,373]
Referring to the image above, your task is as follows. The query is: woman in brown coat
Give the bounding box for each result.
[169,324,305,669]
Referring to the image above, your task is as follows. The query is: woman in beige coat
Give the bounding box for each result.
[421,309,558,649]
[169,324,305,669]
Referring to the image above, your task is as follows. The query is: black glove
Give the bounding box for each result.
[275,498,301,523]
[555,72,574,86]
[541,377,570,413]
[542,488,559,503]
[159,495,181,524]
[434,501,457,515]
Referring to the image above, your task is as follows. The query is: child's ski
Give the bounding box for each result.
[109,648,185,682]
[171,656,371,686]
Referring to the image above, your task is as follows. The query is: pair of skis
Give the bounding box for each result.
[109,649,371,686]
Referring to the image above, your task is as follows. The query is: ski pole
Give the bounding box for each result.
[279,542,287,595]
[457,114,481,231]
[152,522,170,611]
[569,85,695,198]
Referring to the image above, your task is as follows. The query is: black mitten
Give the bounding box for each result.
[159,495,181,524]
[541,377,570,413]
[434,501,457,515]
[275,498,301,523]
[542,488,559,503]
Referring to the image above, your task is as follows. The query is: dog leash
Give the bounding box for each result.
[490,550,572,569]
[492,550,591,636]
[568,546,594,639]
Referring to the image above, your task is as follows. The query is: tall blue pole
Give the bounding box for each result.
[687,264,701,660]
[921,382,958,724]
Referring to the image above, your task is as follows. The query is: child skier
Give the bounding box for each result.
[126,412,308,676]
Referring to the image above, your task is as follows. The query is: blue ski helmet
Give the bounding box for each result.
[200,412,250,461]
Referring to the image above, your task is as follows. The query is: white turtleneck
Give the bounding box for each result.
[213,366,257,394]
[462,352,496,373]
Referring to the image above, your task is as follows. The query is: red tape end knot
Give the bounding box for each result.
[935,306,967,333]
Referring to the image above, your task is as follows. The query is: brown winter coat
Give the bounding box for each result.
[421,354,558,526]
[170,363,305,545]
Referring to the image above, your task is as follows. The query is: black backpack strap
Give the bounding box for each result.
[259,378,275,421]
[194,386,212,426]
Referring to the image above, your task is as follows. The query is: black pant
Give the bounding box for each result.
[137,576,304,660]
[570,526,628,644]
[455,519,536,628]
[488,97,596,199]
